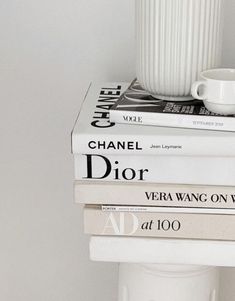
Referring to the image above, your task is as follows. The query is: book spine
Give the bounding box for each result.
[74,181,235,211]
[101,205,235,215]
[71,82,235,157]
[84,207,235,241]
[109,109,235,132]
[72,134,235,157]
[74,154,235,186]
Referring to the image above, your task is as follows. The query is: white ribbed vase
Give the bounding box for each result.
[136,0,224,100]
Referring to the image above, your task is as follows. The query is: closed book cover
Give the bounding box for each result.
[71,82,235,157]
[74,154,235,186]
[74,181,235,214]
[84,205,235,241]
[110,80,235,132]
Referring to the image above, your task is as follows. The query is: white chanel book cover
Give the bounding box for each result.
[71,82,235,157]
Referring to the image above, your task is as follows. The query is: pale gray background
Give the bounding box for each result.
[0,0,234,300]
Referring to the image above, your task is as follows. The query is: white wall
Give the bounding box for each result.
[0,0,235,300]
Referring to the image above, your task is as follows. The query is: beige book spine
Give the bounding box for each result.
[75,181,235,211]
[84,206,235,241]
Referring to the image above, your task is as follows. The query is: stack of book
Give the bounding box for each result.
[72,81,235,241]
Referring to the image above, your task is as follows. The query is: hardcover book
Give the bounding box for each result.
[110,80,235,132]
[74,181,235,214]
[84,205,235,241]
[74,154,235,186]
[71,82,235,157]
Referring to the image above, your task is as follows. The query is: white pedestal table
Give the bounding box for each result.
[90,236,235,301]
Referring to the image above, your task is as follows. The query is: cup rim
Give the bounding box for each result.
[201,68,235,82]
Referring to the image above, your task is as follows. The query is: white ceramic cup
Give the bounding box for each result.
[191,69,235,115]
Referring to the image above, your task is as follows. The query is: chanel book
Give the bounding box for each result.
[71,82,235,157]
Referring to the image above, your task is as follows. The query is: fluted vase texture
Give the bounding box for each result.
[136,0,224,100]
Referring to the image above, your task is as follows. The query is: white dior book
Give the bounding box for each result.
[74,154,235,186]
[74,181,235,214]
[84,205,235,241]
[110,80,235,132]
[71,82,235,157]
